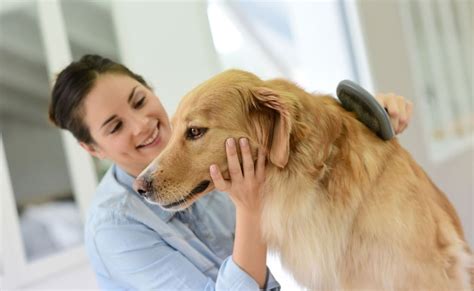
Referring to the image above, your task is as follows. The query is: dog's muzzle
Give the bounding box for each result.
[162,180,210,209]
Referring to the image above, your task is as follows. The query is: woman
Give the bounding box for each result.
[48,55,413,290]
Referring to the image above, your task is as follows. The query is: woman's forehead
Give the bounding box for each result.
[92,73,138,93]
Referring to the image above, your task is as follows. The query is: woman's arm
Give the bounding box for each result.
[210,137,268,288]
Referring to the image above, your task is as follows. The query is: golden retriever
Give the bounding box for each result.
[137,69,473,290]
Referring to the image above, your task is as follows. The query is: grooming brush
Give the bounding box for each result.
[336,80,395,140]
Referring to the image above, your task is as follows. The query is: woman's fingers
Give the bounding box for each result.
[376,93,413,134]
[239,138,254,177]
[210,164,230,192]
[395,95,407,133]
[377,93,409,134]
[400,101,414,132]
[226,138,243,181]
[213,137,266,192]
[382,94,400,133]
[214,138,267,212]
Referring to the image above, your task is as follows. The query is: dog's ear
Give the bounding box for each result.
[250,87,292,168]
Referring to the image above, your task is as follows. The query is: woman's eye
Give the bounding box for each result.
[110,122,122,134]
[134,96,146,108]
[186,127,208,140]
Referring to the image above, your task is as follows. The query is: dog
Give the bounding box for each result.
[135,69,472,290]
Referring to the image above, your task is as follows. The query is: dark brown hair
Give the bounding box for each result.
[48,54,150,144]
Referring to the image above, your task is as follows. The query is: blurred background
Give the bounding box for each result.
[0,0,472,289]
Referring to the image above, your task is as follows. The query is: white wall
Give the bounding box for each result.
[112,1,221,116]
[289,1,356,93]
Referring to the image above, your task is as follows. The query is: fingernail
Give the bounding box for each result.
[226,138,235,148]
[239,138,248,147]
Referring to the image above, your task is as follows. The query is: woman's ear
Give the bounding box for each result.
[79,142,106,159]
[250,87,292,168]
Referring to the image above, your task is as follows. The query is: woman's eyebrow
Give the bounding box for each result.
[101,114,117,129]
[100,86,139,129]
[127,86,138,104]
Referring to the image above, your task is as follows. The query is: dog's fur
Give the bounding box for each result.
[141,70,473,290]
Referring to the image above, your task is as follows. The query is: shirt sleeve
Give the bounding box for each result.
[217,256,280,290]
[88,222,280,290]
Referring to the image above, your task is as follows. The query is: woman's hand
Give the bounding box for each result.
[209,137,268,288]
[210,137,266,215]
[375,93,414,135]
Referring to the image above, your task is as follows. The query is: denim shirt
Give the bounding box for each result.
[84,164,280,290]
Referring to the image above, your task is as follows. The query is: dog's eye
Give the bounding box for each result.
[186,127,208,140]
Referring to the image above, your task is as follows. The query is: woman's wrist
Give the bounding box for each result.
[234,208,265,246]
[233,208,267,288]
[235,206,262,220]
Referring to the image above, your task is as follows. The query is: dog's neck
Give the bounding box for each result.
[269,94,398,202]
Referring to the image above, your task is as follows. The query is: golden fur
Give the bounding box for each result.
[143,70,473,290]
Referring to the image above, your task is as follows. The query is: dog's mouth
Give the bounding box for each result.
[162,180,211,209]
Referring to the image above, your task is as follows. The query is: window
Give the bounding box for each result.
[401,0,473,162]
[207,0,371,95]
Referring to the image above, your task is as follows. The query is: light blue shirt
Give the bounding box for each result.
[85,164,280,290]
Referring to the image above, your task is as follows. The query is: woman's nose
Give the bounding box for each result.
[130,114,149,135]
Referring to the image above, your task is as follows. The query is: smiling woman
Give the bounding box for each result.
[49,56,172,177]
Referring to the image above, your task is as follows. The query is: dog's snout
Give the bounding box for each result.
[133,173,153,197]
[134,163,159,197]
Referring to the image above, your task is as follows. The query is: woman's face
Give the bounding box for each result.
[80,73,171,176]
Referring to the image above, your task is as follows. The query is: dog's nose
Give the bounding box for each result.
[133,173,153,197]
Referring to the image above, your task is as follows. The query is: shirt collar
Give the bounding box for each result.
[113,164,175,222]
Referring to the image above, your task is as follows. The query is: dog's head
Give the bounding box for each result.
[133,69,300,210]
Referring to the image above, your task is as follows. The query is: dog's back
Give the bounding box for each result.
[258,79,473,290]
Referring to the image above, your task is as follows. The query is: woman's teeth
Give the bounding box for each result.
[139,127,159,148]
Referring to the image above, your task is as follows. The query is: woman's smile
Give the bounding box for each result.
[137,121,162,150]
